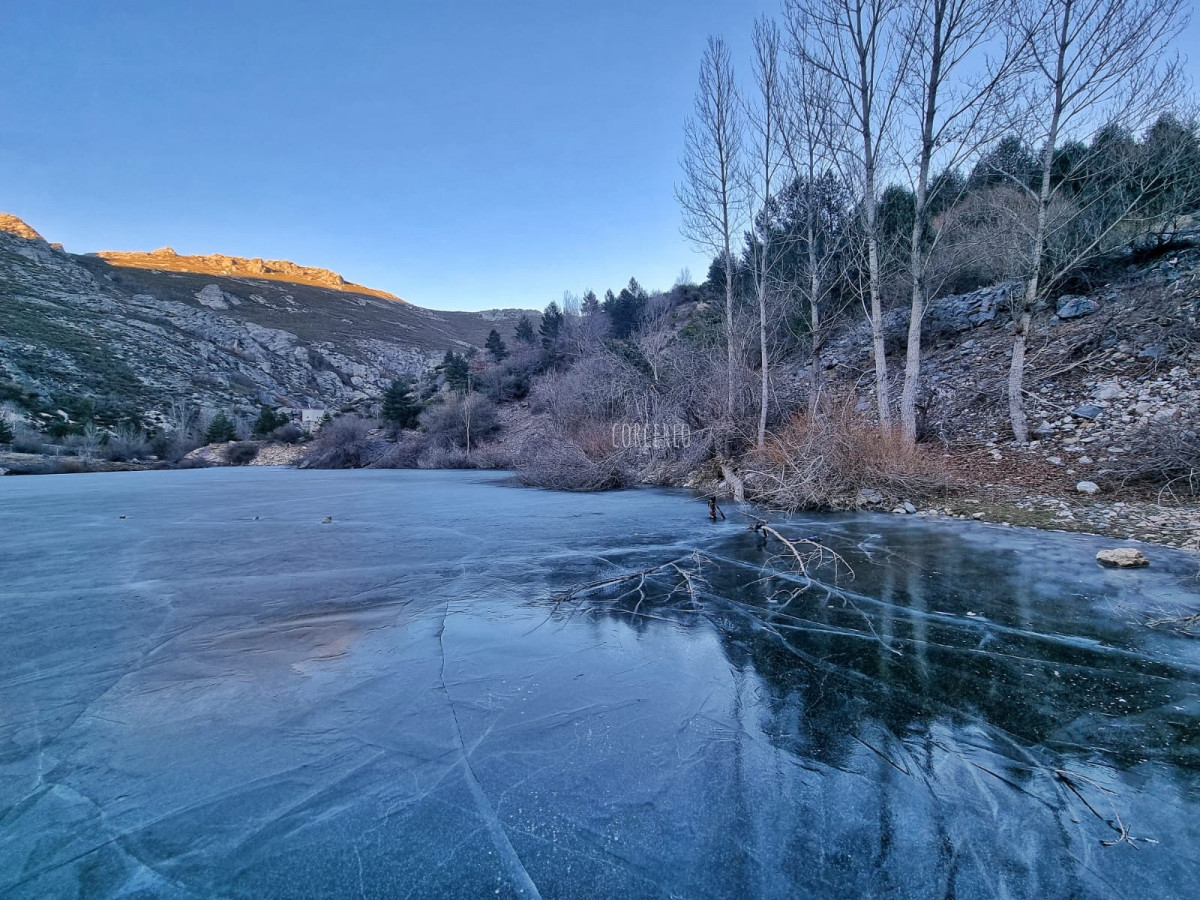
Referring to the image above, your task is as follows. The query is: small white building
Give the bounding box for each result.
[296,408,326,432]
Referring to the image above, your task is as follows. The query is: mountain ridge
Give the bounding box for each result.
[93,246,403,301]
[0,213,528,428]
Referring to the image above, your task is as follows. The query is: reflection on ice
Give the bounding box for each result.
[1,468,1198,898]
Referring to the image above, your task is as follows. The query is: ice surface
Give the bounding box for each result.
[1,468,1198,898]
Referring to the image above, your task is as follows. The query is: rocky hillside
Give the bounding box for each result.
[0,214,528,427]
[819,242,1200,456]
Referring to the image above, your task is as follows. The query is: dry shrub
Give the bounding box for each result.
[515,433,634,492]
[225,441,260,466]
[369,432,427,469]
[299,415,377,469]
[746,404,953,510]
[419,395,501,450]
[10,425,51,455]
[370,432,511,471]
[417,444,473,469]
[1103,420,1199,497]
[469,444,513,469]
[101,424,150,462]
[269,422,305,444]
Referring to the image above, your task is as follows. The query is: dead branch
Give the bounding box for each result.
[1055,769,1157,849]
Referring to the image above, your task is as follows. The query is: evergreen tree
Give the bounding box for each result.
[381,377,422,428]
[253,406,289,437]
[603,278,647,339]
[539,301,564,349]
[514,315,536,345]
[484,328,509,362]
[0,418,12,445]
[581,290,601,315]
[439,349,471,393]
[205,411,238,443]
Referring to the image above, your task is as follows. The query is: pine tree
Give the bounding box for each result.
[539,301,564,350]
[514,315,535,345]
[484,329,509,362]
[381,378,422,428]
[439,349,470,393]
[581,290,601,315]
[253,406,289,437]
[603,278,647,339]
[205,412,238,443]
[0,418,13,445]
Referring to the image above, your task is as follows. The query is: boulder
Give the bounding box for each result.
[856,487,884,507]
[1096,548,1148,568]
[1076,481,1099,494]
[1056,295,1098,319]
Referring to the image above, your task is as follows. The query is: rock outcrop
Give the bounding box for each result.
[94,248,398,300]
[0,213,44,242]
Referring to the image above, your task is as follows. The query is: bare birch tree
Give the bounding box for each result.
[747,18,788,449]
[895,0,1022,443]
[779,35,849,414]
[678,36,747,438]
[1005,0,1189,442]
[786,0,909,428]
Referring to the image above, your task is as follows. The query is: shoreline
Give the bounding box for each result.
[5,448,1197,553]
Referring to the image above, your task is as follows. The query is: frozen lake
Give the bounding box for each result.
[1,468,1199,898]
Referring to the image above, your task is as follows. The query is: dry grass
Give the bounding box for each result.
[745,403,955,510]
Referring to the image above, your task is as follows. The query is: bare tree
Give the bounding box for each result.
[746,18,788,449]
[786,0,909,427]
[1005,0,1189,442]
[895,0,1022,443]
[779,31,851,413]
[678,35,747,437]
[561,290,581,318]
[637,293,677,384]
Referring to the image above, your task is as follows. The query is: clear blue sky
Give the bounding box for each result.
[0,0,774,311]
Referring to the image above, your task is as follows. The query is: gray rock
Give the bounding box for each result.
[1076,481,1099,494]
[1056,295,1098,319]
[902,501,917,514]
[195,284,230,310]
[1072,404,1103,420]
[856,487,884,507]
[1096,548,1148,568]
[1034,420,1055,436]
[926,281,1021,333]
[1093,383,1124,401]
